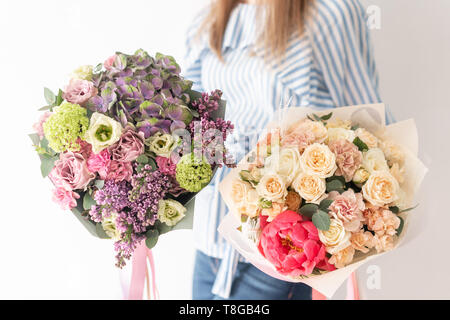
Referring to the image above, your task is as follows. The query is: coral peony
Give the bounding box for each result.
[259,210,335,276]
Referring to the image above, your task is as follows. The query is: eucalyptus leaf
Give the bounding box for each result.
[94,180,105,189]
[320,112,333,121]
[83,192,97,211]
[44,87,56,105]
[145,229,159,249]
[38,105,53,111]
[312,210,331,231]
[55,89,64,106]
[136,154,149,164]
[299,203,319,218]
[319,199,334,211]
[326,179,345,193]
[39,154,58,177]
[389,206,400,214]
[29,133,40,146]
[396,216,405,236]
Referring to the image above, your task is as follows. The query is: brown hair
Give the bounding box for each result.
[203,0,314,61]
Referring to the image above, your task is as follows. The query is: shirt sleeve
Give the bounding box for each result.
[308,0,395,123]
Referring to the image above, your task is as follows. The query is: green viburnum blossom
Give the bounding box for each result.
[175,153,213,192]
[43,102,89,153]
[157,199,186,227]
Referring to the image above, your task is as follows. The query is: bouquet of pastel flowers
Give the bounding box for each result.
[219,104,427,297]
[30,49,233,267]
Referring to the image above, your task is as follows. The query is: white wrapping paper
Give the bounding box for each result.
[218,104,428,298]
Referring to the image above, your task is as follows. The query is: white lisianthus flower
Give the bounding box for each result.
[300,143,337,178]
[362,171,399,207]
[231,179,252,205]
[319,218,351,254]
[101,213,121,241]
[292,172,326,203]
[72,65,94,81]
[263,147,301,184]
[157,199,187,227]
[355,128,379,149]
[352,167,370,185]
[147,132,176,157]
[362,148,389,174]
[85,112,123,154]
[256,172,288,202]
[326,128,356,144]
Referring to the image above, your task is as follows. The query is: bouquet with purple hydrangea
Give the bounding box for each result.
[30,49,234,267]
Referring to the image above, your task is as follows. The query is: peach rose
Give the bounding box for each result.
[350,230,375,253]
[292,173,326,203]
[374,234,396,253]
[355,128,379,149]
[329,245,355,269]
[231,179,252,204]
[326,118,352,130]
[362,171,399,206]
[300,143,337,178]
[390,163,405,184]
[381,140,405,166]
[261,202,286,222]
[256,173,288,202]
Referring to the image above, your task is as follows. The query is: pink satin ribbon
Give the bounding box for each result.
[126,242,159,300]
[312,272,360,300]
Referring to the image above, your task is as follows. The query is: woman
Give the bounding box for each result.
[184,0,391,300]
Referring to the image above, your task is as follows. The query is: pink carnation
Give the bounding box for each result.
[104,55,116,71]
[109,127,145,162]
[156,156,176,176]
[364,206,401,237]
[259,210,335,276]
[328,139,362,182]
[49,152,95,191]
[87,149,111,180]
[106,160,133,182]
[77,139,93,160]
[52,188,80,210]
[63,78,98,105]
[281,123,315,153]
[33,111,52,139]
[328,189,365,232]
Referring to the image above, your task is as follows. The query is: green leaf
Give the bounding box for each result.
[145,229,159,249]
[299,203,319,218]
[312,210,331,231]
[83,192,97,211]
[313,114,322,122]
[38,105,53,111]
[95,223,110,239]
[389,206,400,214]
[351,124,360,131]
[93,63,103,73]
[320,112,333,121]
[396,216,405,236]
[94,180,105,189]
[44,87,56,105]
[39,154,58,177]
[241,214,249,223]
[259,198,272,209]
[136,154,149,164]
[55,89,64,106]
[29,133,40,146]
[319,199,334,211]
[353,136,369,152]
[399,204,419,213]
[326,179,345,193]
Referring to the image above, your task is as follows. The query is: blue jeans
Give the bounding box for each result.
[192,250,312,300]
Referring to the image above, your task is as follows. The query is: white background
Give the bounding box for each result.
[0,0,449,299]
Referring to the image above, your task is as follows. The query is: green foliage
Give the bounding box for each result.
[312,210,331,231]
[353,136,369,152]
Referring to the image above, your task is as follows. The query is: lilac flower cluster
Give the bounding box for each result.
[190,90,222,118]
[89,166,172,267]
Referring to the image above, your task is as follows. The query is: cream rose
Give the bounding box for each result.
[355,128,379,149]
[381,140,405,166]
[362,171,399,206]
[292,172,326,203]
[256,173,288,202]
[326,128,356,144]
[264,147,301,184]
[352,167,370,185]
[362,148,389,174]
[304,120,328,143]
[318,218,351,254]
[85,112,123,154]
[326,118,352,130]
[231,179,252,204]
[300,143,337,178]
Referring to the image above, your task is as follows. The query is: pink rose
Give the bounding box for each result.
[63,78,98,105]
[109,127,145,162]
[52,187,80,210]
[87,149,111,180]
[33,111,52,139]
[156,156,176,176]
[328,189,365,232]
[49,152,95,191]
[104,55,116,71]
[259,210,335,276]
[106,160,133,182]
[328,139,362,182]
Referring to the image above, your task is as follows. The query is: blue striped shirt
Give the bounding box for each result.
[183,0,392,298]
